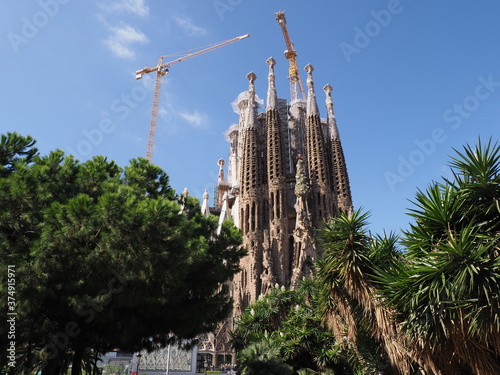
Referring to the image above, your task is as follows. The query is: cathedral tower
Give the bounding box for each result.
[234,72,267,308]
[264,57,291,290]
[213,59,353,314]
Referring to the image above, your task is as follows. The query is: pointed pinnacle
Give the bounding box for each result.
[266,57,277,110]
[246,72,257,128]
[304,64,318,116]
[304,63,314,87]
[246,72,257,92]
[323,84,338,137]
[323,84,333,106]
[323,83,333,95]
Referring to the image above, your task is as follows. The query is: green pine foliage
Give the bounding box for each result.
[0,133,245,375]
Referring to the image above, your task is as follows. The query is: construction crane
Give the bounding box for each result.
[136,33,250,162]
[275,11,306,102]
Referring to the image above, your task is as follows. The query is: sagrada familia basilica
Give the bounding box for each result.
[197,57,353,365]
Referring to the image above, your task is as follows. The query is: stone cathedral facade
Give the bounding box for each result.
[197,57,353,367]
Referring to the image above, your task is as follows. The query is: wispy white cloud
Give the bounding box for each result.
[101,0,149,17]
[174,16,207,37]
[103,24,148,58]
[178,110,209,128]
[98,0,149,58]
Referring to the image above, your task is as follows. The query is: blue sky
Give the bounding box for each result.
[1,0,499,236]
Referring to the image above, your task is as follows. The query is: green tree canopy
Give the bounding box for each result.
[0,133,245,375]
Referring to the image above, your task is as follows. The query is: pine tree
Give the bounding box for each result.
[0,133,245,375]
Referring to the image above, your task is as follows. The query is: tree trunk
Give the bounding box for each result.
[41,354,63,375]
[71,344,85,375]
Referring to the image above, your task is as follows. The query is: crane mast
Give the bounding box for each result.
[136,33,250,162]
[275,11,306,101]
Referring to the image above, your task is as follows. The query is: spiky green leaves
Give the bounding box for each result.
[381,138,500,374]
[232,281,341,374]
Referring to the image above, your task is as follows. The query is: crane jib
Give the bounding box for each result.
[136,33,250,162]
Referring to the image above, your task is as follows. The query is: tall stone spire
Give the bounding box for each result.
[265,57,290,287]
[324,84,353,214]
[235,72,265,312]
[304,64,335,224]
[266,58,286,181]
[240,71,261,204]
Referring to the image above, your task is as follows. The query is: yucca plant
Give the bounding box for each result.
[316,209,411,374]
[236,336,293,375]
[232,281,345,374]
[381,139,500,374]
